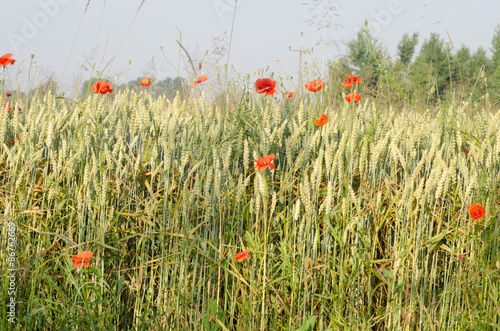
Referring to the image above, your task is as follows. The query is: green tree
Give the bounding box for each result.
[410,33,451,100]
[451,46,471,87]
[408,57,436,106]
[130,76,185,98]
[490,66,500,104]
[81,76,186,99]
[347,29,385,69]
[489,25,500,104]
[470,47,491,77]
[345,29,388,93]
[156,77,184,92]
[397,33,419,66]
[491,24,500,69]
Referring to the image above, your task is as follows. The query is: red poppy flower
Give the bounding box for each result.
[0,53,16,66]
[341,74,362,88]
[71,251,93,268]
[194,75,208,86]
[314,114,328,126]
[349,74,362,83]
[255,78,277,96]
[92,81,113,94]
[6,93,12,97]
[253,153,275,171]
[469,204,485,220]
[283,91,294,99]
[140,78,151,86]
[463,147,469,156]
[235,249,250,262]
[304,79,325,92]
[345,93,361,104]
[198,62,202,70]
[10,135,19,145]
[4,100,11,113]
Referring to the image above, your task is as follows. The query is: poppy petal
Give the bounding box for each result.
[305,79,325,92]
[345,93,361,103]
[255,78,277,94]
[235,249,250,262]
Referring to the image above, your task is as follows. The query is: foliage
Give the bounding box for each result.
[337,27,500,108]
[397,32,419,66]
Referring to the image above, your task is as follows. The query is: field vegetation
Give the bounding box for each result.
[1,9,500,331]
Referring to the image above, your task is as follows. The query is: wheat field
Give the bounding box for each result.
[1,87,500,330]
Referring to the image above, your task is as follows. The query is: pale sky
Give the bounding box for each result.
[1,0,499,94]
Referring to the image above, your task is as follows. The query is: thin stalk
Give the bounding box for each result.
[58,2,93,92]
[27,55,34,100]
[276,60,297,92]
[223,0,238,89]
[103,3,145,77]
[84,1,107,97]
[160,46,180,77]
[321,14,327,78]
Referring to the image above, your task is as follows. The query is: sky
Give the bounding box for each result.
[1,0,500,95]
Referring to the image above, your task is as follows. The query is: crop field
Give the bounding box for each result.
[2,2,500,328]
[1,81,500,330]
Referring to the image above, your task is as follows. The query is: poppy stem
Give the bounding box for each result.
[260,176,268,331]
[348,72,355,133]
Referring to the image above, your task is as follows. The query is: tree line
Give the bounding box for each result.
[329,25,500,109]
[80,76,185,98]
[79,25,500,109]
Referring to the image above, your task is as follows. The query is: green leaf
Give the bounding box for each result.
[394,282,407,292]
[209,299,218,317]
[296,316,316,331]
[382,268,394,280]
[89,240,119,251]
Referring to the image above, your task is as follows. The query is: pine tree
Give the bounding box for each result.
[397,33,419,66]
[491,24,500,69]
[470,47,491,78]
[346,29,387,91]
[411,33,451,99]
[452,46,471,84]
[489,25,500,103]
[347,29,386,67]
